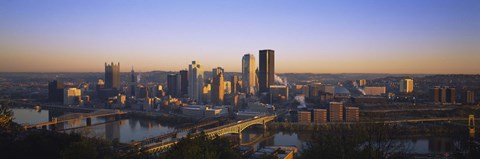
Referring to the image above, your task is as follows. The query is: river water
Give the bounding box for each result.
[13,108,462,154]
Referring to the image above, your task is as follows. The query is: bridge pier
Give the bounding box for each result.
[49,124,56,131]
[107,115,116,122]
[238,127,242,145]
[86,118,92,126]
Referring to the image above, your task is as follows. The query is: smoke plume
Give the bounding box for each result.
[352,81,366,95]
[274,74,287,86]
[295,95,306,109]
[137,74,142,83]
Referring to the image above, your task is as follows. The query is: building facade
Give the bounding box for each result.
[329,102,344,122]
[167,74,178,97]
[105,62,120,90]
[399,79,414,93]
[344,107,360,122]
[364,86,386,96]
[64,88,82,105]
[313,109,327,123]
[242,53,257,95]
[188,61,204,103]
[259,49,275,94]
[179,70,189,97]
[434,86,456,105]
[463,90,475,105]
[211,67,225,105]
[298,111,311,123]
[48,80,64,102]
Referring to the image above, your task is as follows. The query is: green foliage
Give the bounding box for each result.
[0,104,14,129]
[0,128,113,159]
[61,141,99,159]
[300,124,410,159]
[161,132,242,159]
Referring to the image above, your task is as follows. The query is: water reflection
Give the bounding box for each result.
[12,108,177,143]
[12,108,51,124]
[12,108,461,154]
[241,127,458,155]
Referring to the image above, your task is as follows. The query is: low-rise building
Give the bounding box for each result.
[364,86,386,96]
[329,102,344,122]
[344,107,359,122]
[313,109,327,123]
[298,111,311,123]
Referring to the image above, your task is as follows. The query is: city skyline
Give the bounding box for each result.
[1,0,479,74]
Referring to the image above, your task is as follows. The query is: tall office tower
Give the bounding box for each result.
[48,80,64,102]
[129,67,136,97]
[242,53,257,95]
[259,49,275,94]
[179,70,189,97]
[167,74,178,97]
[224,81,232,95]
[188,61,204,103]
[231,75,239,94]
[463,90,475,105]
[211,67,225,105]
[63,88,82,105]
[399,79,414,93]
[105,62,121,90]
[329,102,344,122]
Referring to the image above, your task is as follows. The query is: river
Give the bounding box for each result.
[13,108,463,155]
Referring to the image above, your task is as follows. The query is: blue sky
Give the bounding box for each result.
[1,0,479,73]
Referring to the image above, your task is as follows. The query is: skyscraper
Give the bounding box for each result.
[179,70,188,97]
[105,62,121,90]
[231,75,239,94]
[129,67,136,97]
[48,80,64,102]
[259,49,275,94]
[211,67,225,105]
[188,61,204,103]
[242,53,257,95]
[167,74,178,97]
[399,79,414,93]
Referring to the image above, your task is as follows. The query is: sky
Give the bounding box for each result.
[0,0,479,74]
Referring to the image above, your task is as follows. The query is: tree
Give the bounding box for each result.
[161,132,242,159]
[300,124,367,159]
[0,104,14,129]
[300,123,409,159]
[61,141,99,159]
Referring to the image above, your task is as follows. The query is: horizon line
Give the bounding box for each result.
[0,71,478,75]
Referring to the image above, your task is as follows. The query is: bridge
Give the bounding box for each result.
[138,115,276,154]
[121,120,221,150]
[11,101,98,113]
[23,109,126,130]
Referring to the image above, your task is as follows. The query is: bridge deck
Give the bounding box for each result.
[140,115,276,153]
[23,110,126,129]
